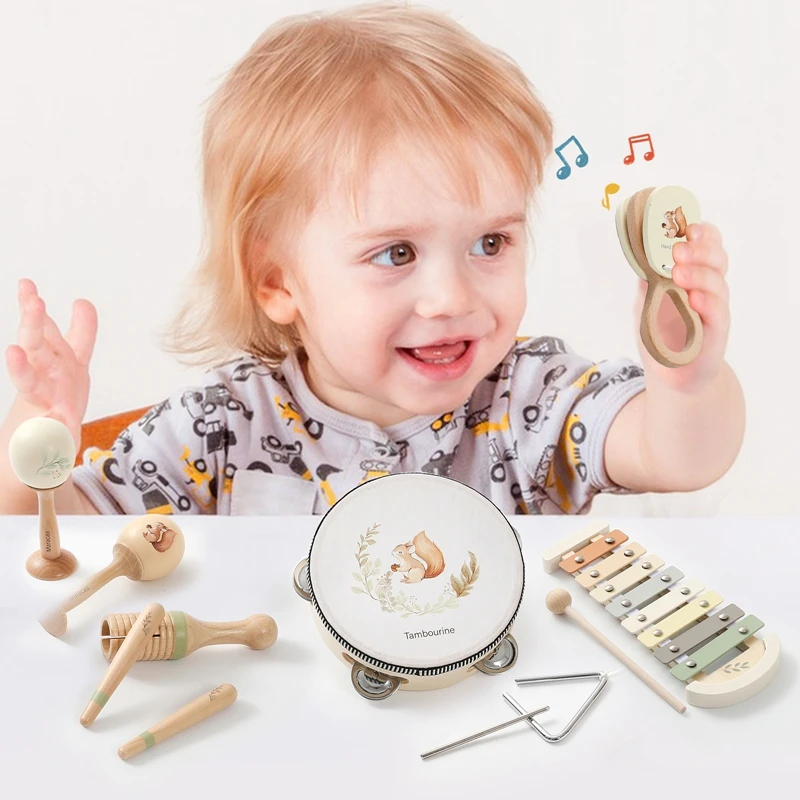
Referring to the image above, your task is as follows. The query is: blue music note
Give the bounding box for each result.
[554,135,589,180]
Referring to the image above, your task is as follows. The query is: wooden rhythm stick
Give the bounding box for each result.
[615,186,703,368]
[8,416,78,580]
[542,521,781,709]
[39,515,185,638]
[100,611,278,662]
[81,603,166,727]
[117,684,237,760]
[545,589,686,714]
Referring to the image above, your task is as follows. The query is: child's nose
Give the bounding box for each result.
[414,264,477,319]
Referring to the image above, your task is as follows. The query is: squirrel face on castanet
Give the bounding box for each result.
[390,530,445,584]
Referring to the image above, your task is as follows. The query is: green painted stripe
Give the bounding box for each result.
[139,731,156,749]
[170,610,188,660]
[92,691,109,708]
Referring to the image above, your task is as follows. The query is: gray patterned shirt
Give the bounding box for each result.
[72,336,646,516]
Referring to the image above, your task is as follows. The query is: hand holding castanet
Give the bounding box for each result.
[101,610,278,661]
[8,416,78,580]
[81,603,166,727]
[39,515,185,638]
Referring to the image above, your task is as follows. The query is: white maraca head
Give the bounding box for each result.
[8,417,77,490]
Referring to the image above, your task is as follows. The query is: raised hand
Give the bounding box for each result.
[633,222,730,392]
[5,279,98,446]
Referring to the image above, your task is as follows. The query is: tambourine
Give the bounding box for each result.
[293,472,524,700]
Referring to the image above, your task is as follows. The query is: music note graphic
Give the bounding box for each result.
[601,183,620,210]
[554,135,589,180]
[623,133,655,165]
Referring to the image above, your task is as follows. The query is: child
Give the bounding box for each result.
[0,2,743,517]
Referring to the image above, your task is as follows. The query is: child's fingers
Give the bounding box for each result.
[5,344,38,395]
[64,299,98,366]
[672,263,729,302]
[673,241,728,276]
[687,222,722,247]
[16,293,45,354]
[688,289,730,332]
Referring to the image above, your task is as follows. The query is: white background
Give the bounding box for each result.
[1,0,798,516]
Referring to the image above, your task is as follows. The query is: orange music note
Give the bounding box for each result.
[601,183,620,210]
[623,134,655,165]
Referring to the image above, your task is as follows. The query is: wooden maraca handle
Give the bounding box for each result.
[36,489,61,559]
[641,274,704,368]
[39,552,134,638]
[117,684,237,760]
[189,614,278,653]
[80,603,166,727]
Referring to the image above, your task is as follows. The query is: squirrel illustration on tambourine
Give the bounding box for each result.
[662,205,688,239]
[390,530,445,584]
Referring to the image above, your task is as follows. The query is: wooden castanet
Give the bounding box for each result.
[8,416,78,580]
[39,515,185,638]
[615,186,704,368]
[80,603,165,727]
[542,520,782,709]
[117,684,238,760]
[100,610,278,661]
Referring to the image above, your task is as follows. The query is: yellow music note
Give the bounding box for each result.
[601,183,620,210]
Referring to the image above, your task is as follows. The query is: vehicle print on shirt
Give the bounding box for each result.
[209,462,238,500]
[572,365,601,391]
[189,418,237,453]
[138,400,171,436]
[488,437,518,483]
[259,434,313,481]
[466,404,511,437]
[421,447,458,477]
[430,410,458,440]
[590,364,645,399]
[116,429,133,454]
[510,480,546,515]
[180,445,214,510]
[561,413,588,482]
[273,395,323,440]
[532,442,573,513]
[317,464,342,505]
[230,360,271,382]
[131,458,191,513]
[522,364,567,433]
[359,458,391,484]
[85,448,125,485]
[181,384,254,425]
[371,440,408,460]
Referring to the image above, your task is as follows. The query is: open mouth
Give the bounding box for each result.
[401,341,470,364]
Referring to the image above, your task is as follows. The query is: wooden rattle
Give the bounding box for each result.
[542,521,782,709]
[8,416,78,580]
[81,603,165,727]
[615,185,704,368]
[545,588,686,714]
[100,610,278,662]
[39,515,185,638]
[117,684,238,760]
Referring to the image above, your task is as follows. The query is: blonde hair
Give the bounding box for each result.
[164,1,554,368]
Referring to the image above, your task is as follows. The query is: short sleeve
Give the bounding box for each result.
[72,387,222,515]
[507,338,646,514]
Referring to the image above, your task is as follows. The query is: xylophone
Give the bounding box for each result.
[542,521,781,709]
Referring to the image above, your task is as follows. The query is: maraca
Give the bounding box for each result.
[100,610,278,661]
[8,416,78,580]
[39,514,185,638]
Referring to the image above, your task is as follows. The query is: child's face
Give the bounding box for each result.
[261,142,529,427]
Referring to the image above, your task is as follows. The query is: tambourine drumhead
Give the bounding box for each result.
[307,472,524,676]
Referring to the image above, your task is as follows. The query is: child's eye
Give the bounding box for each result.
[370,243,416,268]
[470,233,511,257]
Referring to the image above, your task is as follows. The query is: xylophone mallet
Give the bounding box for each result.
[545,589,686,714]
[39,515,185,638]
[100,611,278,662]
[117,684,238,760]
[80,603,166,727]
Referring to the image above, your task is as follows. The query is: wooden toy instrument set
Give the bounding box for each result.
[542,521,781,709]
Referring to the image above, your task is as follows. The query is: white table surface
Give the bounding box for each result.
[1,514,798,799]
